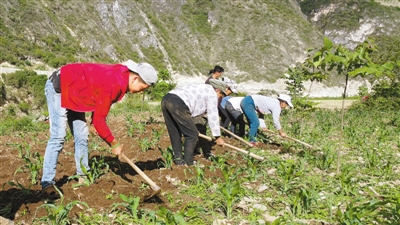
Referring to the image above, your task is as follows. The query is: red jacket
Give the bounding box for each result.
[60,63,129,143]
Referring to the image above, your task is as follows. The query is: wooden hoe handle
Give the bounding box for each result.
[263,129,314,149]
[199,133,264,161]
[220,126,254,148]
[121,153,161,193]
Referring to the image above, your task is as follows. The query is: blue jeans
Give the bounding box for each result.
[240,96,260,142]
[41,80,89,189]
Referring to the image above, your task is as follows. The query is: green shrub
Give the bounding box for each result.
[18,101,31,113]
[145,69,176,101]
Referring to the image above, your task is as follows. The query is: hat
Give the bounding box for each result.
[209,79,227,95]
[278,94,293,107]
[124,60,158,86]
[222,77,238,94]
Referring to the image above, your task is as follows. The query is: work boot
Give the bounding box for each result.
[41,185,61,199]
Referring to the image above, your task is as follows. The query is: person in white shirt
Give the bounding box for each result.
[161,80,226,166]
[240,94,293,146]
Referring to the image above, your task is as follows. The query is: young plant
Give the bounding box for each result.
[156,206,203,224]
[69,155,109,187]
[125,117,147,136]
[0,203,12,218]
[151,127,164,148]
[6,182,33,199]
[313,148,335,171]
[139,137,151,152]
[216,166,244,219]
[336,165,356,196]
[277,159,304,193]
[336,198,392,224]
[14,145,43,184]
[35,189,89,224]
[158,146,174,169]
[117,194,141,219]
[289,187,317,217]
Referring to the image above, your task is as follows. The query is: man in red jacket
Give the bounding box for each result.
[41,60,157,198]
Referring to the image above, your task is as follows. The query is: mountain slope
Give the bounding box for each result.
[1,0,399,89]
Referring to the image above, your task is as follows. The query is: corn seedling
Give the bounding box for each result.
[117,194,141,219]
[277,159,305,193]
[5,182,33,199]
[336,197,391,224]
[337,165,356,196]
[69,155,109,187]
[14,147,43,185]
[314,148,335,171]
[156,206,203,224]
[239,157,261,182]
[35,188,89,225]
[139,137,151,152]
[151,128,164,147]
[289,188,317,217]
[362,147,382,169]
[216,166,244,219]
[158,146,173,169]
[0,203,12,218]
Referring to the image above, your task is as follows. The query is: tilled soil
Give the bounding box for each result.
[0,113,283,224]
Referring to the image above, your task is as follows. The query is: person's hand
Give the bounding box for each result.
[279,132,287,138]
[89,124,98,135]
[215,137,225,147]
[111,143,124,160]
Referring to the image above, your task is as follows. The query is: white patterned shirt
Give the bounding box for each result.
[169,84,221,136]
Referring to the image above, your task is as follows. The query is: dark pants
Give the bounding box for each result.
[161,93,198,165]
[225,101,246,137]
[193,115,211,156]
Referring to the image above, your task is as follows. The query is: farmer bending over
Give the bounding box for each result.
[41,60,157,198]
[161,80,226,166]
[240,94,293,146]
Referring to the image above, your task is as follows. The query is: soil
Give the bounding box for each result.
[0,111,285,224]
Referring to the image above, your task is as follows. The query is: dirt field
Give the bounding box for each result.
[0,112,285,224]
[0,99,359,224]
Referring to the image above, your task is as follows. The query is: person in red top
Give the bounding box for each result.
[41,60,157,198]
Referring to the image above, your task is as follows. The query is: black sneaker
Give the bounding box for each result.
[41,185,61,199]
[174,159,186,166]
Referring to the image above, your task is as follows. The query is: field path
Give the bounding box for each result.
[312,99,357,109]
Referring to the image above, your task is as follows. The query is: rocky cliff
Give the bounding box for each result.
[1,0,399,96]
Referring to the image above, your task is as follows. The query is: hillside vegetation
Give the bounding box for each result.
[1,0,321,82]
